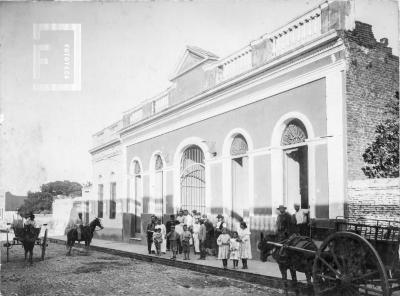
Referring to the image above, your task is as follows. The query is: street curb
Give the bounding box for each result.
[49,238,309,292]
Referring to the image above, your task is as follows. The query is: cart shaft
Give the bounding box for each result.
[266,241,317,255]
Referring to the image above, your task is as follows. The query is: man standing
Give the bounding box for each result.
[165,214,176,251]
[276,205,293,241]
[292,203,310,236]
[146,215,156,254]
[183,210,193,231]
[198,218,207,260]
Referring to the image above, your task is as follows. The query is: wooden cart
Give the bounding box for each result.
[3,225,48,262]
[268,217,400,295]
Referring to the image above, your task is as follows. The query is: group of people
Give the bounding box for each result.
[146,210,252,269]
[276,203,310,240]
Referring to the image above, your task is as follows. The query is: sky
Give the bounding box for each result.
[0,0,398,195]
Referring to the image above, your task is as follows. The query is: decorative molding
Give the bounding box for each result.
[121,44,345,150]
[120,31,342,139]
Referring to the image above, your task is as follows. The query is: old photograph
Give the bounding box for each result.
[0,0,399,295]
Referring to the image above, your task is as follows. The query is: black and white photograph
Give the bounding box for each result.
[0,0,399,295]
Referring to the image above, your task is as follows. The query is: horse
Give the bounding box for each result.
[21,225,40,264]
[66,217,103,256]
[258,233,317,286]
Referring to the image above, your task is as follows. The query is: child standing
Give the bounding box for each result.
[217,227,231,269]
[229,231,240,269]
[180,224,192,260]
[166,225,180,260]
[153,227,163,256]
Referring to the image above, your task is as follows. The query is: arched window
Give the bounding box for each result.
[230,134,248,156]
[132,160,142,234]
[230,134,249,225]
[180,145,205,214]
[281,119,308,146]
[281,119,309,209]
[154,154,164,218]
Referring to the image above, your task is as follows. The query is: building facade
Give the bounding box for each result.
[89,0,399,254]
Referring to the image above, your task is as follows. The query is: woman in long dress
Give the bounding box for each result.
[192,218,200,254]
[237,221,251,269]
[159,220,167,254]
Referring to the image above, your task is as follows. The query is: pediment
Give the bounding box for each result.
[171,46,219,80]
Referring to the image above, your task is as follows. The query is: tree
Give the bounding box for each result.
[362,91,399,178]
[19,191,54,216]
[40,180,82,197]
[18,180,83,216]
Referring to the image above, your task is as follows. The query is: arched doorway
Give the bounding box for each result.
[180,145,206,214]
[154,154,164,219]
[281,119,309,209]
[230,134,249,227]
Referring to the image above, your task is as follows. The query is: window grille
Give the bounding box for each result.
[230,134,248,156]
[154,155,164,217]
[281,119,308,146]
[155,155,163,170]
[180,145,206,214]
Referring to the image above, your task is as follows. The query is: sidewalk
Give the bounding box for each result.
[50,236,308,289]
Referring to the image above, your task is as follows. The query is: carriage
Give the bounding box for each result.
[2,222,48,262]
[265,216,400,295]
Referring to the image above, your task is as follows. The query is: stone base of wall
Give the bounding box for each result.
[347,178,399,220]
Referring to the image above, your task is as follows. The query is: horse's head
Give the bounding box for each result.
[91,217,104,230]
[258,232,277,262]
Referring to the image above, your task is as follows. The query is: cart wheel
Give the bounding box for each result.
[41,229,48,261]
[313,231,390,296]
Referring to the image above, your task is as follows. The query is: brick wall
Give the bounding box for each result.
[347,178,399,220]
[342,21,399,180]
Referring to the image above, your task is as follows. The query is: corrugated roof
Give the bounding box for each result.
[5,192,26,211]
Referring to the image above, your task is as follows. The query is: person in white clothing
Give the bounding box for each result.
[192,218,200,254]
[24,213,38,228]
[158,219,167,254]
[183,210,193,231]
[292,203,310,236]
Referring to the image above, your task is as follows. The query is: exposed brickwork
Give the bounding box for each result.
[342,21,399,180]
[347,178,399,220]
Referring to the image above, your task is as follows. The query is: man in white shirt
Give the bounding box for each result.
[24,213,38,228]
[293,203,309,236]
[183,210,193,231]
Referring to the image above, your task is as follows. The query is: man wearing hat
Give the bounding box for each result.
[146,215,157,254]
[276,205,293,241]
[24,212,38,228]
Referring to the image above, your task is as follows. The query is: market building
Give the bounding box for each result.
[89,0,399,255]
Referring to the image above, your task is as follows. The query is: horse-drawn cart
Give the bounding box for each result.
[262,217,400,295]
[3,224,48,263]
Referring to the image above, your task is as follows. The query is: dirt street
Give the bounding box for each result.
[1,242,285,296]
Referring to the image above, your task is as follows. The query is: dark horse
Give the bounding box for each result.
[66,217,103,256]
[20,225,41,264]
[258,233,317,286]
